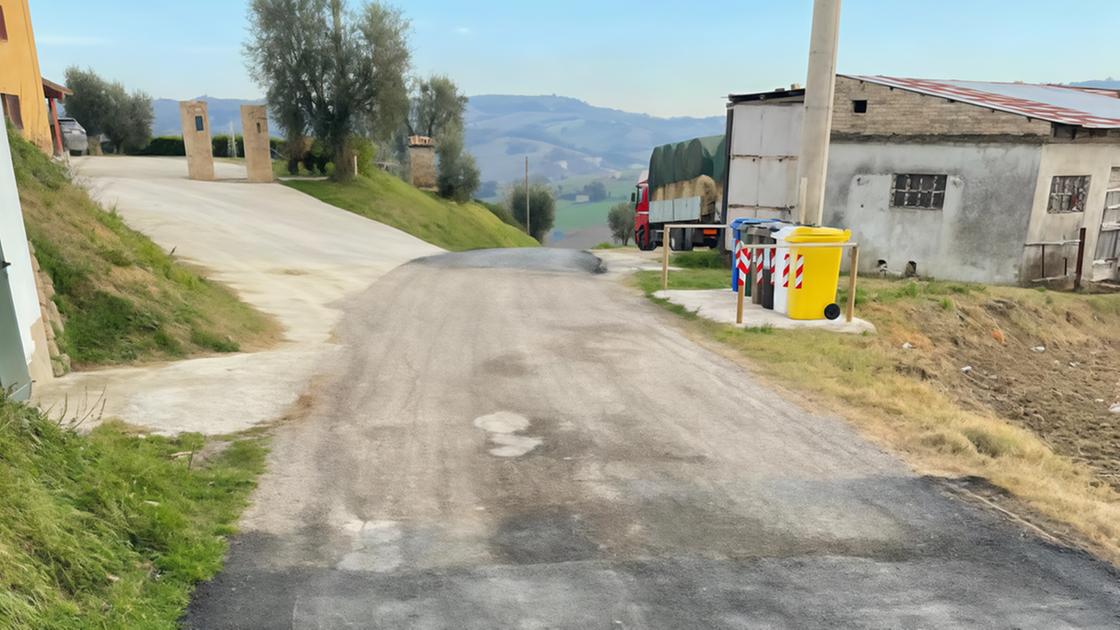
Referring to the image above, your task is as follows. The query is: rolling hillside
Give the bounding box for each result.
[466,95,724,185]
[151,95,725,187]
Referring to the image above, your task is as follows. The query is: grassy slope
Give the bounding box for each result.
[0,396,265,628]
[11,128,278,367]
[283,169,538,251]
[637,259,1120,563]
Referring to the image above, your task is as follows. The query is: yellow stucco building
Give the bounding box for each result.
[0,0,65,154]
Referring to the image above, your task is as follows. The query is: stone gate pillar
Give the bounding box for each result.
[407,135,436,191]
[179,100,214,181]
[240,105,273,183]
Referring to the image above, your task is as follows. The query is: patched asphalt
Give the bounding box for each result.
[185,248,1120,629]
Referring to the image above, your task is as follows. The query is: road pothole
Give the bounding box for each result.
[473,411,542,457]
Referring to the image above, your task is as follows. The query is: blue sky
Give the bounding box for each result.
[30,0,1120,118]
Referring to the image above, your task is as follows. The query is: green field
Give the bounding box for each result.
[552,172,639,233]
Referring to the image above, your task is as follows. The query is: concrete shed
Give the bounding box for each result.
[726,76,1120,285]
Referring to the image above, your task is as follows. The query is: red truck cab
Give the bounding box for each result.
[633,173,655,251]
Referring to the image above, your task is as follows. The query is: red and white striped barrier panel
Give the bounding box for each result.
[735,241,750,279]
[755,246,765,290]
[793,254,804,289]
[781,252,791,288]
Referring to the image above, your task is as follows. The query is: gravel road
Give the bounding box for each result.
[186,248,1120,629]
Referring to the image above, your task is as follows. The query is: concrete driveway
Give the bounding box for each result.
[35,156,440,433]
[185,249,1120,629]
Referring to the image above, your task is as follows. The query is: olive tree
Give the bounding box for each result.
[62,67,152,154]
[607,202,634,245]
[436,123,480,202]
[245,0,410,180]
[506,183,555,243]
[406,75,467,139]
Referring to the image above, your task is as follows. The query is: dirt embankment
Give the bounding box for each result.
[873,283,1120,488]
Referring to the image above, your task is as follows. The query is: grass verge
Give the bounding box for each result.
[283,169,539,251]
[11,126,279,368]
[635,264,1120,564]
[0,395,266,628]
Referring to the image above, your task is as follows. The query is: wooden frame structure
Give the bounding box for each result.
[657,222,861,324]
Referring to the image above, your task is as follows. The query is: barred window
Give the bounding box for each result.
[1047,175,1090,214]
[890,174,947,210]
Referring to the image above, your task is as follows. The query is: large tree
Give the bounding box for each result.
[62,67,151,153]
[245,0,410,180]
[406,75,467,139]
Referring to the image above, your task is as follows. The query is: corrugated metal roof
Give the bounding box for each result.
[844,75,1120,129]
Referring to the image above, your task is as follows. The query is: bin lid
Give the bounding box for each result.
[783,226,851,243]
[730,218,788,230]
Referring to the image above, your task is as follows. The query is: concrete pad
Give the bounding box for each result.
[654,288,876,334]
[592,248,679,278]
[35,156,441,435]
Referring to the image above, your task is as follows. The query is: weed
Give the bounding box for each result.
[672,249,725,269]
[0,395,266,627]
[190,328,240,353]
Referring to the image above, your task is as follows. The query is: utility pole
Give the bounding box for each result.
[796,0,842,226]
[525,156,531,237]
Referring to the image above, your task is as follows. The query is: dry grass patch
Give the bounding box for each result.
[635,268,1120,564]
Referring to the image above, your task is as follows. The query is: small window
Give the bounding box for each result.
[194,115,204,132]
[890,174,947,209]
[1047,175,1090,214]
[256,121,261,134]
[0,6,8,41]
[1,94,23,130]
[852,99,868,114]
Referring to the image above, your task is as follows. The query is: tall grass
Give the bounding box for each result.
[0,396,266,628]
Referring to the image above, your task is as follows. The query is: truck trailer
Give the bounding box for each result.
[633,86,806,252]
[633,135,727,251]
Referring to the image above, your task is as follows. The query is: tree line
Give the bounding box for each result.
[245,0,479,202]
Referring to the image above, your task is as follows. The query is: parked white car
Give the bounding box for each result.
[58,117,89,155]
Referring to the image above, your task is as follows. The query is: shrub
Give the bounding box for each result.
[133,136,185,156]
[607,202,634,245]
[506,183,555,242]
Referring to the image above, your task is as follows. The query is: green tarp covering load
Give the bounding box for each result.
[648,134,727,191]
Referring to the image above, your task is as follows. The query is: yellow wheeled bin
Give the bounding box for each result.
[786,227,851,320]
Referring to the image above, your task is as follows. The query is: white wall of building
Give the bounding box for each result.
[823,142,1042,284]
[1024,143,1120,282]
[0,126,44,367]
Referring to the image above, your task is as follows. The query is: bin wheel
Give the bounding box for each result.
[824,303,841,320]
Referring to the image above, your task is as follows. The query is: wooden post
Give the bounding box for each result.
[1074,226,1087,291]
[736,274,745,324]
[846,244,859,323]
[661,228,670,290]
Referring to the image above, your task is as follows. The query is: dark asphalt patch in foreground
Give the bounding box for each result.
[413,248,606,274]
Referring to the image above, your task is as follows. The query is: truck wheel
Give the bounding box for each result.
[680,228,694,251]
[668,228,682,251]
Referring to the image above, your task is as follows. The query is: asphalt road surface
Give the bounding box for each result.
[186,249,1120,629]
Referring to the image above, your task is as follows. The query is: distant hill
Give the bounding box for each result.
[152,96,269,137]
[1072,79,1120,90]
[466,95,724,185]
[150,94,726,185]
